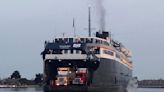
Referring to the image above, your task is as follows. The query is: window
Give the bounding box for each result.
[76,50,80,54]
[91,38,93,43]
[84,38,86,43]
[59,38,63,43]
[64,50,68,54]
[75,38,81,43]
[102,41,105,45]
[71,50,73,54]
[100,40,102,44]
[95,48,100,54]
[86,38,88,43]
[81,50,86,54]
[55,39,59,43]
[52,50,62,54]
[64,38,68,43]
[95,39,99,44]
[104,42,109,46]
[80,38,84,43]
[86,38,91,43]
[59,50,62,54]
[69,38,73,43]
[116,53,120,59]
[103,50,114,56]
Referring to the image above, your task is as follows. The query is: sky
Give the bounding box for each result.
[0,0,164,80]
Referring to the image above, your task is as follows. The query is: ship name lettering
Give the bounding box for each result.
[59,45,71,49]
[73,44,81,48]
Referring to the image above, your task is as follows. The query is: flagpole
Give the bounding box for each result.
[73,18,76,37]
[88,7,91,37]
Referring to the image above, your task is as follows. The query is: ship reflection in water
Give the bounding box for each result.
[1,88,164,92]
[0,86,138,92]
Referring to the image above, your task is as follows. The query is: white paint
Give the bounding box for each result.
[45,54,87,60]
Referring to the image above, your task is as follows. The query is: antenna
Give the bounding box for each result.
[62,32,65,37]
[84,7,95,36]
[73,18,76,37]
[88,7,91,37]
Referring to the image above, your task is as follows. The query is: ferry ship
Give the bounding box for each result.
[41,8,137,92]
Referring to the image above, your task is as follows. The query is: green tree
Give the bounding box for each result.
[34,73,43,85]
[19,78,35,85]
[11,70,21,79]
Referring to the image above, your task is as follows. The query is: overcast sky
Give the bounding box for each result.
[0,0,164,80]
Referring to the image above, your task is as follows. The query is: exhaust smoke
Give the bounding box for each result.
[89,0,106,31]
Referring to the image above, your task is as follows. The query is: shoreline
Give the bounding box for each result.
[0,85,42,88]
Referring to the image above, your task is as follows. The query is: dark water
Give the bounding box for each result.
[137,88,164,92]
[0,88,164,92]
[0,88,42,92]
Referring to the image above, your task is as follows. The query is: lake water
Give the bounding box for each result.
[0,88,164,92]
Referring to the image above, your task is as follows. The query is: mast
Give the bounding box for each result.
[73,18,76,37]
[88,7,91,37]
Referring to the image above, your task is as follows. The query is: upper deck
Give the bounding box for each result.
[42,37,133,69]
[44,37,111,50]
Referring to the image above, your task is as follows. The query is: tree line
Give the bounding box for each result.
[0,70,43,86]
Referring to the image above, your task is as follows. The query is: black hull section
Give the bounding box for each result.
[44,85,125,92]
[88,58,132,92]
[44,85,88,92]
[92,58,132,88]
